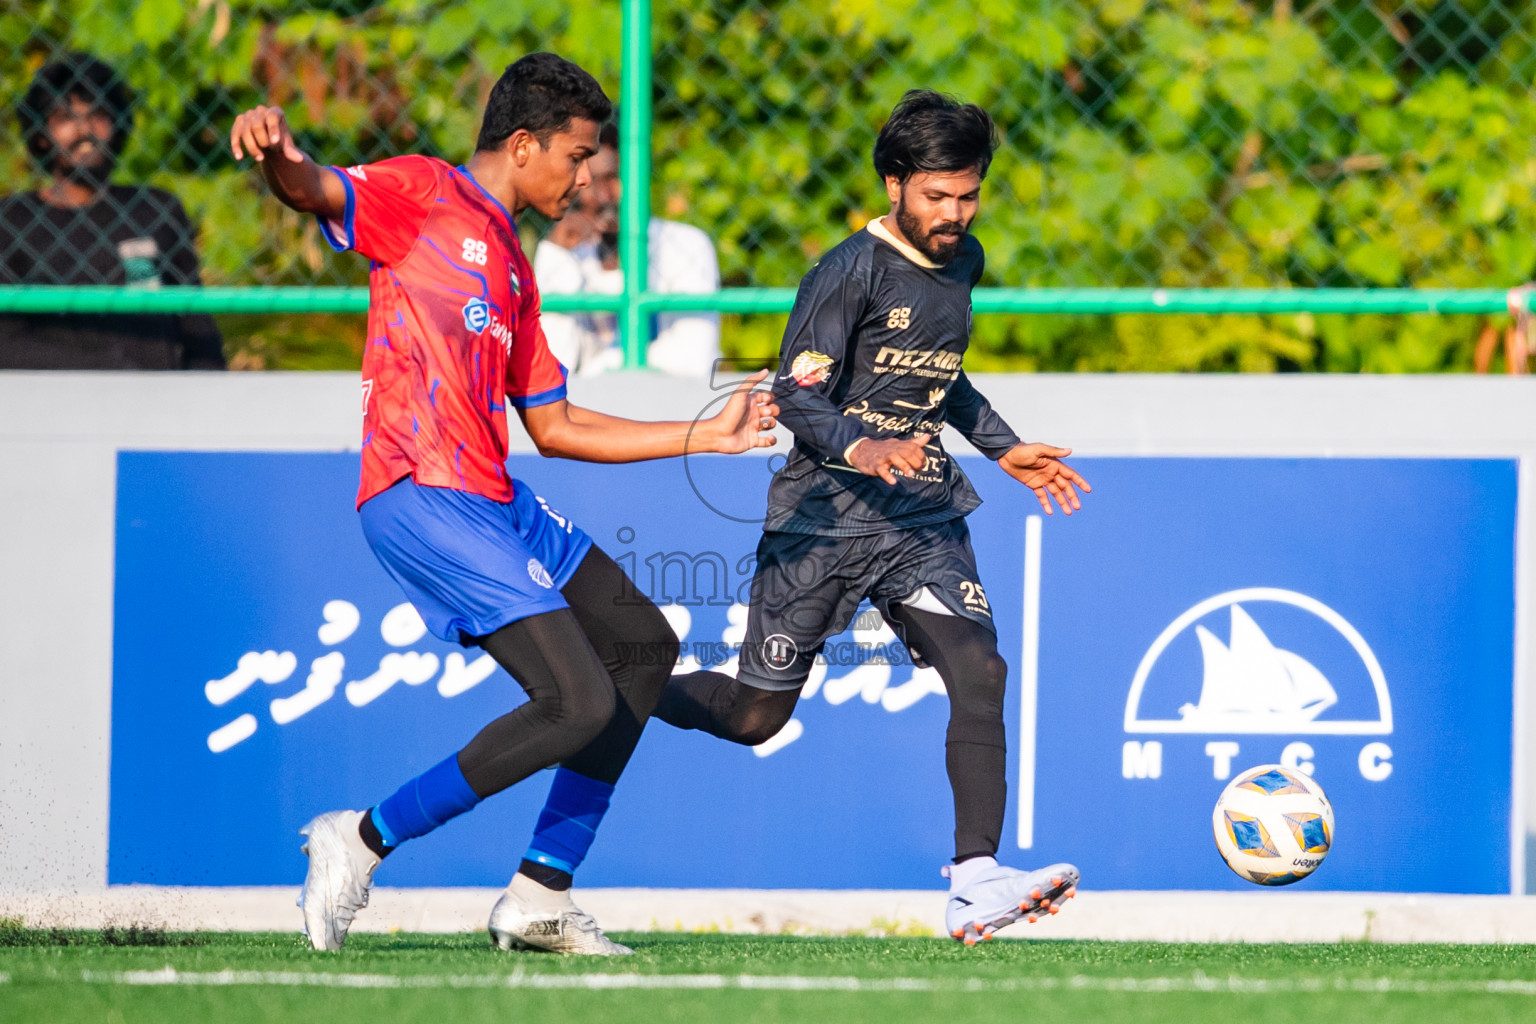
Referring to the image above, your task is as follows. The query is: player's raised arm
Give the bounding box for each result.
[517,370,780,463]
[945,370,1090,514]
[230,105,346,221]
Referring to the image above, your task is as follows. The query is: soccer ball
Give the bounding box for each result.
[1212,764,1334,886]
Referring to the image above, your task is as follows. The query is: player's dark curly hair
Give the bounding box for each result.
[476,53,613,152]
[17,53,134,166]
[873,90,997,183]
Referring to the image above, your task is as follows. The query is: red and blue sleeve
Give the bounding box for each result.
[505,272,568,408]
[317,155,439,266]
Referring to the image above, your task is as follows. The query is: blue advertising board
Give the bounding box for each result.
[111,453,1518,892]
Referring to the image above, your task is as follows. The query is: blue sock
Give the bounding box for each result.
[523,768,614,875]
[373,753,482,848]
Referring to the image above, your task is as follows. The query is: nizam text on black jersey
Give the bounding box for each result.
[765,220,1020,536]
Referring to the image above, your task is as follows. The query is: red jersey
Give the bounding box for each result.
[318,155,567,508]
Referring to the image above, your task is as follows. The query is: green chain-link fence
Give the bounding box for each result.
[2,0,1535,370]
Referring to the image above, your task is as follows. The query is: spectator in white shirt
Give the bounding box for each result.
[534,123,721,376]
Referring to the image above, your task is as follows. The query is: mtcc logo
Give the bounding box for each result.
[1121,588,1394,783]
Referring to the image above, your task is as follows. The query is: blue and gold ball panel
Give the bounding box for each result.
[1235,768,1309,796]
[1284,812,1331,854]
[1224,811,1280,857]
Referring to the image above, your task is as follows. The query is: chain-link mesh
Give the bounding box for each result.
[655,0,1536,370]
[1,1,620,286]
[3,0,1534,369]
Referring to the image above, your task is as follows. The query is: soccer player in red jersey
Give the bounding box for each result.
[231,53,778,953]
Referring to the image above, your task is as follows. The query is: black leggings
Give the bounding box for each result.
[455,545,678,798]
[655,605,1007,861]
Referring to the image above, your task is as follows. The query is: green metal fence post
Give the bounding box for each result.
[620,0,653,369]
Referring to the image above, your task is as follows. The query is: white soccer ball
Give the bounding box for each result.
[1212,764,1335,886]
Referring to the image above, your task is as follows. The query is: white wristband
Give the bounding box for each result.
[843,437,868,463]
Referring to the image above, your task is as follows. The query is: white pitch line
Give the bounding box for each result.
[66,969,1536,996]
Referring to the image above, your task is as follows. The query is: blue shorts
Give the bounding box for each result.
[359,476,593,645]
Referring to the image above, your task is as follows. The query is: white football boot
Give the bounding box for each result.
[297,809,381,951]
[488,873,633,955]
[944,862,1079,945]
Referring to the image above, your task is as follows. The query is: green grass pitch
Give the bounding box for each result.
[3,927,1535,1023]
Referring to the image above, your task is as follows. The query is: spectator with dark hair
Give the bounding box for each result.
[534,121,721,376]
[0,53,224,369]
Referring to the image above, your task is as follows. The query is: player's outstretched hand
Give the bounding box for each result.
[1000,442,1091,515]
[849,433,932,486]
[706,369,780,454]
[230,105,307,164]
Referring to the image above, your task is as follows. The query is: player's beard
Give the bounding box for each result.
[895,196,968,266]
[50,140,116,192]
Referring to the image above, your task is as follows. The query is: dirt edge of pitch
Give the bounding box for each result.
[4,888,1536,944]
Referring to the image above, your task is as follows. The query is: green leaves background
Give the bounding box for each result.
[4,0,1534,370]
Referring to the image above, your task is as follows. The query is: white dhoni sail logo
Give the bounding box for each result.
[1124,587,1392,735]
[1179,604,1336,729]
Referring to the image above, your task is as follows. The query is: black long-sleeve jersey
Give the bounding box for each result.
[764,220,1021,536]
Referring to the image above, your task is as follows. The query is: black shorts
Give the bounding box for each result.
[737,517,995,691]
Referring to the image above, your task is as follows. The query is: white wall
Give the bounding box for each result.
[2,370,1532,891]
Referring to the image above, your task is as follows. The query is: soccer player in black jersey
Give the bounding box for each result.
[655,91,1093,944]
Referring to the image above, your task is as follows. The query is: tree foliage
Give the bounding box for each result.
[3,0,1533,370]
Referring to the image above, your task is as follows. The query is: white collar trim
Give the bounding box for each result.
[866,216,941,269]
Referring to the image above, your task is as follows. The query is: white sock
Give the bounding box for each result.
[947,856,998,892]
[509,871,575,912]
